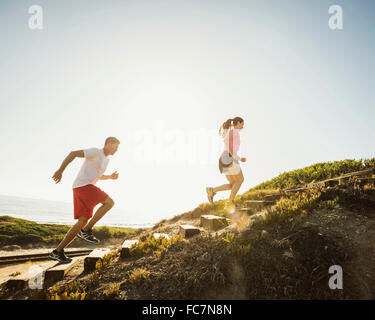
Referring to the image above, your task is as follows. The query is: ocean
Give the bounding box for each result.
[0,194,155,229]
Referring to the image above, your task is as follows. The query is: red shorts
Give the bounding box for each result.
[73,184,109,220]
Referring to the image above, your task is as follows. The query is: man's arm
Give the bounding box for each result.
[52,150,84,184]
[99,171,119,181]
[99,175,111,180]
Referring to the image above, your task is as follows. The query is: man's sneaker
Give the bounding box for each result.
[206,187,215,204]
[48,249,72,264]
[77,229,100,244]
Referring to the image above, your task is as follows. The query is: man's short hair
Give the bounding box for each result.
[105,137,120,145]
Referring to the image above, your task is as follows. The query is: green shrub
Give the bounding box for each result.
[0,216,138,247]
[128,268,151,283]
[129,234,183,258]
[251,159,375,191]
[264,189,322,224]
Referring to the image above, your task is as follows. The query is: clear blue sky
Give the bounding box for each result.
[0,0,374,222]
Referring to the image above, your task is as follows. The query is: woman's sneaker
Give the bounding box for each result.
[206,187,215,204]
[225,200,237,212]
[77,229,100,244]
[48,249,72,264]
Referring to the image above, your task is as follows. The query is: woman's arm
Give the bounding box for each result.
[229,130,241,161]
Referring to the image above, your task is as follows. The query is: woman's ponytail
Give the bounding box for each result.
[219,118,233,136]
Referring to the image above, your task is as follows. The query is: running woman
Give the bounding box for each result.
[206,117,246,207]
[48,137,120,263]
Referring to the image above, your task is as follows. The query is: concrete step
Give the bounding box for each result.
[200,215,228,231]
[83,248,111,273]
[44,256,84,288]
[179,225,200,238]
[5,261,56,291]
[120,240,139,259]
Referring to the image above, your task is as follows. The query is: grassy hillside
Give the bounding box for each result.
[249,158,375,191]
[2,159,375,300]
[21,179,374,300]
[0,216,139,247]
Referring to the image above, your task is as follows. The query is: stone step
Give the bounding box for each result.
[200,215,228,231]
[83,248,111,273]
[44,256,84,288]
[179,225,200,238]
[5,261,56,291]
[120,239,139,259]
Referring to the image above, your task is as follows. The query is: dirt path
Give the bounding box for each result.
[0,246,93,257]
[0,237,124,257]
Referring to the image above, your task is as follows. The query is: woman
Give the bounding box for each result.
[206,117,246,207]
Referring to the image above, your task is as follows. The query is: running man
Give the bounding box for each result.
[48,137,120,263]
[206,117,246,207]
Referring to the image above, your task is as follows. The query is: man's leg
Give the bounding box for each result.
[56,216,88,252]
[82,197,115,231]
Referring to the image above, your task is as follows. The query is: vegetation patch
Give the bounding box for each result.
[129,234,183,258]
[250,158,375,191]
[0,216,138,247]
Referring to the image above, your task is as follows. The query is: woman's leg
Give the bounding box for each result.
[213,183,232,193]
[228,169,244,202]
[211,172,236,194]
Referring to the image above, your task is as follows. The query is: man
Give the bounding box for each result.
[49,137,120,264]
